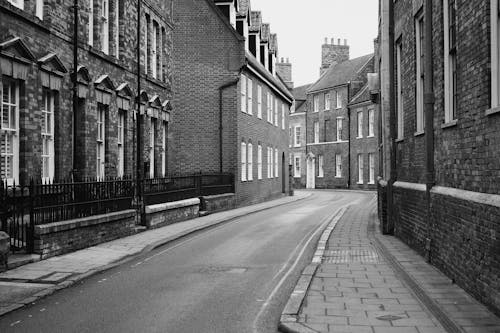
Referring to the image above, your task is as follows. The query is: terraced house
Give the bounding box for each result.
[377,0,500,315]
[173,0,293,205]
[0,0,174,184]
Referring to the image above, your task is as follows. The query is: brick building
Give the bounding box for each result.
[303,40,378,190]
[377,0,500,315]
[0,0,173,184]
[172,0,293,206]
[289,84,308,189]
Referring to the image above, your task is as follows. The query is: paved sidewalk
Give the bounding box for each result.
[281,193,500,333]
[0,192,309,316]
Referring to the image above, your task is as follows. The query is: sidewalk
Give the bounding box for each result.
[280,194,500,333]
[0,192,310,317]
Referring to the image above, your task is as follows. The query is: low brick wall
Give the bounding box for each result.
[200,193,236,213]
[145,198,200,229]
[34,210,137,259]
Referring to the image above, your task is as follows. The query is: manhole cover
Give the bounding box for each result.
[376,315,404,321]
[322,248,380,263]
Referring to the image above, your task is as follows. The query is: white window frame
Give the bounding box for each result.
[314,121,319,143]
[313,95,319,112]
[325,93,330,110]
[257,144,262,179]
[101,0,110,54]
[357,110,363,138]
[97,104,106,179]
[257,85,262,118]
[1,78,19,185]
[247,142,253,181]
[294,155,301,178]
[8,0,24,10]
[274,148,278,178]
[241,142,247,181]
[415,12,425,133]
[117,110,125,177]
[294,126,301,147]
[336,91,342,109]
[149,117,155,178]
[396,41,404,139]
[161,121,167,177]
[41,89,55,183]
[274,98,278,126]
[36,0,43,19]
[368,109,375,137]
[152,22,158,79]
[267,92,271,122]
[89,0,94,46]
[336,118,343,141]
[369,153,375,184]
[281,104,285,130]
[247,78,253,115]
[335,154,342,178]
[491,0,500,109]
[318,155,324,178]
[444,0,457,123]
[267,147,271,179]
[357,154,364,184]
[241,74,247,113]
[114,0,119,58]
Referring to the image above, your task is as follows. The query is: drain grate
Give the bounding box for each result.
[322,248,379,264]
[376,314,404,321]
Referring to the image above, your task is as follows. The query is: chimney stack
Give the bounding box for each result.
[276,56,294,90]
[320,37,350,76]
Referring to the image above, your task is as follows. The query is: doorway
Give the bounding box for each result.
[282,152,286,193]
[306,154,315,189]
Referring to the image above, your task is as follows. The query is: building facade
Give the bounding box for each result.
[377,0,500,315]
[0,0,173,184]
[289,84,308,189]
[172,0,293,206]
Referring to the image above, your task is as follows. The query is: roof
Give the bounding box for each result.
[307,54,374,93]
[293,84,311,101]
[237,0,250,16]
[245,51,293,102]
[250,11,262,31]
[349,83,371,105]
[261,23,270,42]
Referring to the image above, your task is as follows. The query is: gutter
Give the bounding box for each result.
[218,78,241,173]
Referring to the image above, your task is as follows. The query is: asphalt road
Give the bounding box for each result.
[0,190,368,333]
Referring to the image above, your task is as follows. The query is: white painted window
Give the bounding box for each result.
[145,15,149,74]
[241,142,247,181]
[114,0,119,58]
[281,104,285,129]
[161,121,167,177]
[267,147,271,179]
[117,110,125,177]
[415,12,425,133]
[444,0,457,122]
[318,155,324,178]
[396,41,404,139]
[294,126,301,147]
[274,98,278,126]
[8,0,24,10]
[491,0,500,108]
[357,154,364,184]
[336,91,342,109]
[289,127,292,147]
[1,78,19,184]
[369,153,375,184]
[325,93,330,110]
[368,109,375,137]
[97,104,106,179]
[89,0,94,46]
[152,22,158,79]
[336,118,343,141]
[241,74,247,113]
[270,147,274,178]
[294,155,301,178]
[357,110,363,138]
[257,85,262,118]
[257,144,262,179]
[247,142,253,181]
[41,90,55,183]
[274,148,278,178]
[149,118,155,178]
[313,95,319,112]
[101,0,109,54]
[335,154,342,178]
[247,78,253,115]
[314,121,319,143]
[267,92,271,122]
[36,0,43,19]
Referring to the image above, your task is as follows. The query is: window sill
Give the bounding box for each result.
[367,135,375,138]
[485,106,500,116]
[396,137,404,143]
[356,136,363,139]
[335,176,343,179]
[441,119,458,129]
[368,182,375,185]
[357,182,364,185]
[414,130,425,137]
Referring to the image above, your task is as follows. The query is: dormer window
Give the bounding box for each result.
[215,1,237,28]
[7,0,23,10]
[260,42,268,69]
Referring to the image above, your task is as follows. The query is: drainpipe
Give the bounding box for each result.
[136,0,143,200]
[347,82,351,189]
[424,0,435,262]
[72,0,79,181]
[386,0,397,235]
[218,78,240,173]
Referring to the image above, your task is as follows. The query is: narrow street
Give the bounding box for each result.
[0,190,371,333]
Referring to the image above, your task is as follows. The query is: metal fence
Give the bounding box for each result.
[1,173,234,253]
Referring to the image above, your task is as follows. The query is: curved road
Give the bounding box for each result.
[0,190,369,333]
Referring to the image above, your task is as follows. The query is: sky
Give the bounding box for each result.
[249,0,379,87]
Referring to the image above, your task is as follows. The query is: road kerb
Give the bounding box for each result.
[0,192,312,318]
[278,206,348,333]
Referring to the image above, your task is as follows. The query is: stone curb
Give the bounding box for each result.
[0,192,312,317]
[278,206,348,333]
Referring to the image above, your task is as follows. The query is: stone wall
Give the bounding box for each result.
[200,193,236,213]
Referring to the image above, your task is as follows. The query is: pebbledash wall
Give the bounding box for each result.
[173,0,292,206]
[377,0,500,315]
[0,0,173,184]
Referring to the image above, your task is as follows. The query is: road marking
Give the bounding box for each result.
[252,206,348,333]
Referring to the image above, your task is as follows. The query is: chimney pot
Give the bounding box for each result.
[331,38,334,45]
[344,39,347,45]
[281,57,284,62]
[338,38,341,45]
[325,37,328,44]
[286,57,289,63]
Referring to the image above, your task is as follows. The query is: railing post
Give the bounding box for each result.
[28,179,35,253]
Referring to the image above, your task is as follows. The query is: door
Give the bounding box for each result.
[282,152,286,193]
[306,157,315,189]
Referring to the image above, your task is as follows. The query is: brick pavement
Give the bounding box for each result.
[0,192,309,316]
[293,194,500,333]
